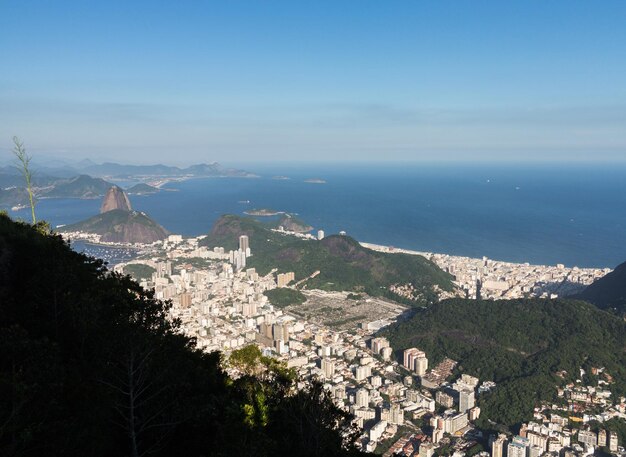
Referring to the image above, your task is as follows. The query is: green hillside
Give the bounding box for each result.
[381,298,626,428]
[0,212,361,457]
[200,215,455,306]
[40,174,112,198]
[59,209,169,243]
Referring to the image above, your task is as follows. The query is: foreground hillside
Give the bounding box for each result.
[0,213,360,457]
[574,260,626,315]
[201,215,455,306]
[381,298,626,428]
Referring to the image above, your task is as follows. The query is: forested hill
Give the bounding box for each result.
[0,212,362,457]
[200,214,455,306]
[380,298,626,428]
[573,260,626,315]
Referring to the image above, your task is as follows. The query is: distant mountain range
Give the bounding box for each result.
[80,161,256,179]
[0,161,254,209]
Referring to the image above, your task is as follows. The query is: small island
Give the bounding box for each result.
[244,208,284,216]
[126,183,160,195]
[304,178,326,184]
[272,176,291,180]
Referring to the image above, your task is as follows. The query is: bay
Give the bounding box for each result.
[11,163,626,268]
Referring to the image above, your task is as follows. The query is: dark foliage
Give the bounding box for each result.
[0,214,362,457]
[263,288,307,308]
[381,298,626,429]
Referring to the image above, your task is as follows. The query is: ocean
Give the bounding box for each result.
[12,163,626,269]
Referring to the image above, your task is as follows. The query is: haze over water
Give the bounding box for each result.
[16,163,626,269]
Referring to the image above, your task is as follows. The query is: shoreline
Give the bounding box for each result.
[359,241,613,272]
[359,241,609,300]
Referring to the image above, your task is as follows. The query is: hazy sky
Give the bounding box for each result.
[1,1,626,164]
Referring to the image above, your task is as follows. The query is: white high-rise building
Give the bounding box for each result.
[389,403,404,425]
[356,388,369,407]
[578,430,597,448]
[419,442,435,457]
[414,356,428,376]
[371,337,390,355]
[508,436,529,457]
[609,432,618,453]
[317,230,325,240]
[321,358,335,379]
[459,390,475,412]
[403,348,426,370]
[491,434,507,457]
[598,430,607,447]
[529,445,543,457]
[355,365,371,381]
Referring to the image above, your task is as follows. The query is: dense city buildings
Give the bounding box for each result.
[362,243,609,301]
[62,226,624,457]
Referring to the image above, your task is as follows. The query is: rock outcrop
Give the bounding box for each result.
[58,186,169,244]
[101,186,132,213]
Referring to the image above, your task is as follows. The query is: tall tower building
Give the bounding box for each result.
[403,348,426,371]
[414,356,428,376]
[317,230,325,240]
[239,235,249,253]
[609,432,618,453]
[371,337,390,355]
[459,390,475,413]
[491,435,507,457]
[321,358,335,379]
[508,436,529,457]
[390,403,404,425]
[598,429,607,447]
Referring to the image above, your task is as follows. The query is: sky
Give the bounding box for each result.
[1,1,626,165]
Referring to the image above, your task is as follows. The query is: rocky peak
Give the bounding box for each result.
[100,186,132,213]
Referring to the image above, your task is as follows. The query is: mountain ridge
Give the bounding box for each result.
[201,214,455,306]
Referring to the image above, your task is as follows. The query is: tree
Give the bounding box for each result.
[11,137,36,224]
[0,213,362,457]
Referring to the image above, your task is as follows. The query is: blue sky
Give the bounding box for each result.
[1,1,626,164]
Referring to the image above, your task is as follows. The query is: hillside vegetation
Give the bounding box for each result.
[0,212,362,457]
[381,298,626,428]
[201,215,455,306]
[263,288,308,308]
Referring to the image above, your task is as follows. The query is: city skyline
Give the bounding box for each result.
[2,1,626,163]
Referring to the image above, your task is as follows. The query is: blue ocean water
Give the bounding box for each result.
[12,163,626,268]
